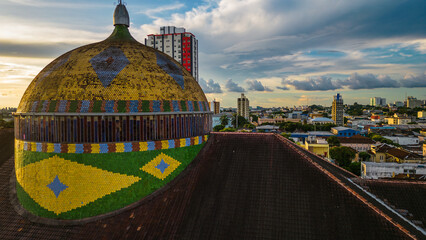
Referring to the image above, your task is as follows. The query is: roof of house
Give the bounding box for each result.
[0,133,424,239]
[311,117,334,122]
[332,127,356,131]
[374,143,423,159]
[338,135,376,144]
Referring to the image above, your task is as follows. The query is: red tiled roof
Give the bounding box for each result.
[375,143,422,159]
[0,133,422,239]
[338,135,376,144]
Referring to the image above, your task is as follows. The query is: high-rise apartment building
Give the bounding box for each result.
[237,93,250,120]
[213,100,220,114]
[332,93,344,126]
[145,26,199,82]
[407,96,422,108]
[370,97,386,107]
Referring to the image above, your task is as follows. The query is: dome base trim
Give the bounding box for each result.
[14,111,213,116]
[19,100,210,114]
[15,135,208,154]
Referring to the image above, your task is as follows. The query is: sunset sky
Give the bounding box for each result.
[0,0,425,108]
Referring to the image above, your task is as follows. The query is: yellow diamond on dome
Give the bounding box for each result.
[140,153,181,180]
[15,155,141,215]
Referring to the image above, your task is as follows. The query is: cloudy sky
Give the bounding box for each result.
[1,0,425,108]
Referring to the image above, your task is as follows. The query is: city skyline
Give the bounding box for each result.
[0,0,425,108]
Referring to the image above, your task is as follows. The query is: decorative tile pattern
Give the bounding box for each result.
[15,155,141,214]
[155,52,184,89]
[17,135,208,154]
[90,46,130,88]
[47,175,68,198]
[141,153,181,180]
[36,53,70,86]
[22,100,210,113]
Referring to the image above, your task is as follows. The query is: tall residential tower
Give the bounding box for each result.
[145,26,199,82]
[332,93,344,126]
[237,93,250,120]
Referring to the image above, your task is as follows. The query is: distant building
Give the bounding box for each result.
[145,26,199,82]
[337,135,375,152]
[290,131,334,143]
[407,96,422,108]
[385,113,413,125]
[368,143,424,163]
[288,111,304,119]
[332,93,344,126]
[256,125,279,133]
[304,136,329,158]
[237,93,250,119]
[361,162,426,179]
[394,101,404,107]
[423,143,426,157]
[331,127,360,137]
[349,119,375,129]
[418,111,426,119]
[309,117,334,125]
[383,136,419,146]
[213,100,220,114]
[258,116,286,125]
[370,97,386,107]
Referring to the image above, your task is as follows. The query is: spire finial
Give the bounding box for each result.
[113,1,129,27]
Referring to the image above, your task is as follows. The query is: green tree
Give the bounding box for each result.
[370,134,400,147]
[219,127,236,132]
[327,136,341,147]
[358,152,371,161]
[232,115,248,128]
[330,146,356,167]
[250,114,259,123]
[213,124,225,132]
[243,123,255,129]
[220,115,229,126]
[346,162,361,176]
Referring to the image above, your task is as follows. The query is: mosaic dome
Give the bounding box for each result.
[13,3,211,222]
[17,25,207,114]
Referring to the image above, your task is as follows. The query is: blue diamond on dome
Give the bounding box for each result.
[47,175,68,198]
[155,52,184,89]
[155,159,170,174]
[90,46,130,88]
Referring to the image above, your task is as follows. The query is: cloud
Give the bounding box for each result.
[6,0,110,8]
[286,76,340,91]
[246,79,273,92]
[199,78,223,93]
[225,79,245,92]
[139,3,185,19]
[401,73,426,88]
[339,73,400,89]
[276,79,289,90]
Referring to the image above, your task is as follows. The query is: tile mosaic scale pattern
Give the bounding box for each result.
[17,39,207,113]
[90,46,130,88]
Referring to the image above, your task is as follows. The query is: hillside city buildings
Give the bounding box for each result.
[332,93,344,126]
[145,26,199,82]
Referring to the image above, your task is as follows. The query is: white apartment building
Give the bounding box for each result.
[383,136,420,146]
[361,162,426,179]
[145,26,199,82]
